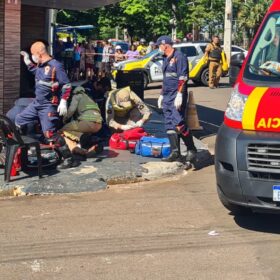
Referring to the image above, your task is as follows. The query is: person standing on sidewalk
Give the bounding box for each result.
[156,35,197,163]
[204,35,223,89]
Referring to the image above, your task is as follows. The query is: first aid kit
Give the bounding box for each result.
[135,136,171,158]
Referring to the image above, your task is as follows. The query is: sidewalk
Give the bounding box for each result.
[0,107,210,195]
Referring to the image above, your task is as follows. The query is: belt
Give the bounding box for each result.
[165,72,178,78]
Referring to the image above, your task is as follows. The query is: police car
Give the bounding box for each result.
[112,42,228,88]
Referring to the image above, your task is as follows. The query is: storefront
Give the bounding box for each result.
[0,0,119,114]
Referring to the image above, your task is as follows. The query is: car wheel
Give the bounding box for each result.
[200,68,209,87]
[143,72,149,89]
[217,187,251,215]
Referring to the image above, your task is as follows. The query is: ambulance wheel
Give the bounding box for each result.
[143,73,149,89]
[200,68,209,87]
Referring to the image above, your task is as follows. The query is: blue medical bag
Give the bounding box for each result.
[135,136,171,158]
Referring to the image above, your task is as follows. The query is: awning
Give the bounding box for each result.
[21,0,120,10]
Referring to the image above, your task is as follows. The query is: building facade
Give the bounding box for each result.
[0,0,119,114]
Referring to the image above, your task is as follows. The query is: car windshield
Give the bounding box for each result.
[142,49,158,59]
[244,12,280,84]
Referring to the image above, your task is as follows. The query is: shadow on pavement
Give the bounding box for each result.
[193,105,224,139]
[234,213,280,234]
[193,154,214,171]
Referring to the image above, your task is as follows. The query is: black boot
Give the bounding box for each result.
[57,157,80,169]
[162,133,182,162]
[48,134,80,169]
[180,132,197,163]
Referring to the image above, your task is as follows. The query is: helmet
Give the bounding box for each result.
[140,38,146,44]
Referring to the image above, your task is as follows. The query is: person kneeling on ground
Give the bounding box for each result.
[61,86,103,156]
[106,86,151,131]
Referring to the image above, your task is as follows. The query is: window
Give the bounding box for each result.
[200,46,206,53]
[244,12,280,85]
[232,46,242,52]
[178,46,198,57]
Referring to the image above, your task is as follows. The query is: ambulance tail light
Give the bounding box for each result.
[225,84,248,124]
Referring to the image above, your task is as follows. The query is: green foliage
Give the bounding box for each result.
[236,0,273,42]
[56,0,273,45]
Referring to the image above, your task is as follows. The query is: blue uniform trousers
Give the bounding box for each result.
[162,91,187,131]
[15,100,59,134]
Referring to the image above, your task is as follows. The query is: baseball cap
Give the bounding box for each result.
[115,45,122,50]
[116,87,133,109]
[155,35,173,46]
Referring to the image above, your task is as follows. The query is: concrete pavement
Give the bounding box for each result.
[1,164,280,279]
[1,81,280,279]
[0,83,210,195]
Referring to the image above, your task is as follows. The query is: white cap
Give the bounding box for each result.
[115,45,122,50]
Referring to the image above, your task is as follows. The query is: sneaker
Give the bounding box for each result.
[57,157,80,169]
[162,151,183,162]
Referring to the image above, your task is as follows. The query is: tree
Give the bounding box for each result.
[237,0,273,47]
[186,0,225,39]
[56,9,100,39]
[98,0,172,41]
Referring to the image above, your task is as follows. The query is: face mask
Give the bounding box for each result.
[32,55,39,64]
[158,47,165,55]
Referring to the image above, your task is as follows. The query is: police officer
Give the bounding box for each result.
[106,86,151,131]
[16,41,78,169]
[156,35,197,163]
[205,35,223,89]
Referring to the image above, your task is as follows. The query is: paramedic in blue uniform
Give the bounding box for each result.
[156,35,197,162]
[16,41,79,169]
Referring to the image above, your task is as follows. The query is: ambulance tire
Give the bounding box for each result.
[217,186,252,216]
[200,68,209,87]
[143,72,149,89]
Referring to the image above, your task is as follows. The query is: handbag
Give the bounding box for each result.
[135,136,171,158]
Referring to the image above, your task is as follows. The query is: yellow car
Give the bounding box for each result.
[112,42,229,88]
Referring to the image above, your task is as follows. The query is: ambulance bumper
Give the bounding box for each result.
[215,124,280,213]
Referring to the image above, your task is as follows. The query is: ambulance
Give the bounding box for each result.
[215,0,280,214]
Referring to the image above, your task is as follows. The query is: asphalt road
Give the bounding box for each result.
[1,80,280,280]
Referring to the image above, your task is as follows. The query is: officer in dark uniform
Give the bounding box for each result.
[16,41,78,169]
[156,35,197,162]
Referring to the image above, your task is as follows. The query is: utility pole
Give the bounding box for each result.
[115,26,119,40]
[171,3,177,41]
[47,9,57,56]
[224,0,232,64]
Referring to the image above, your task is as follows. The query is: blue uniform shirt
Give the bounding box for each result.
[28,59,70,104]
[162,49,189,96]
